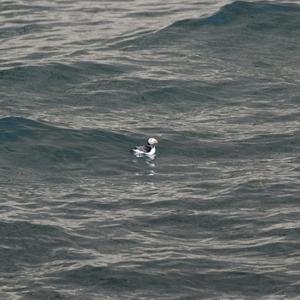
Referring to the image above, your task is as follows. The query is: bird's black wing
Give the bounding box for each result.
[134,144,151,153]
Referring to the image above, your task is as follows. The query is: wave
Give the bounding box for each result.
[170,1,300,29]
[0,116,298,185]
[0,23,48,39]
[116,1,300,50]
[0,220,73,272]
[0,61,124,88]
[0,116,133,147]
[0,117,136,180]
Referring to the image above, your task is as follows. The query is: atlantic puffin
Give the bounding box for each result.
[132,137,159,156]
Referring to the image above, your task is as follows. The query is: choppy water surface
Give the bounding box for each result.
[0,0,300,299]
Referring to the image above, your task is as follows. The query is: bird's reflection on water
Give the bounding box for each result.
[132,154,156,176]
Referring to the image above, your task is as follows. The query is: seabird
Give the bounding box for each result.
[132,137,159,157]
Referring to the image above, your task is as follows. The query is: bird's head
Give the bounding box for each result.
[148,137,159,145]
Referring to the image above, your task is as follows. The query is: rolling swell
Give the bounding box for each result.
[2,116,297,167]
[118,1,300,50]
[0,62,125,93]
[171,1,300,29]
[0,117,136,181]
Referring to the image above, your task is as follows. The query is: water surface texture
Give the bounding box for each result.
[0,0,300,299]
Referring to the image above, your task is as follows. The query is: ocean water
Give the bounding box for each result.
[0,0,300,299]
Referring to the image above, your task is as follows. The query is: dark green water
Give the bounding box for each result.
[0,1,299,299]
